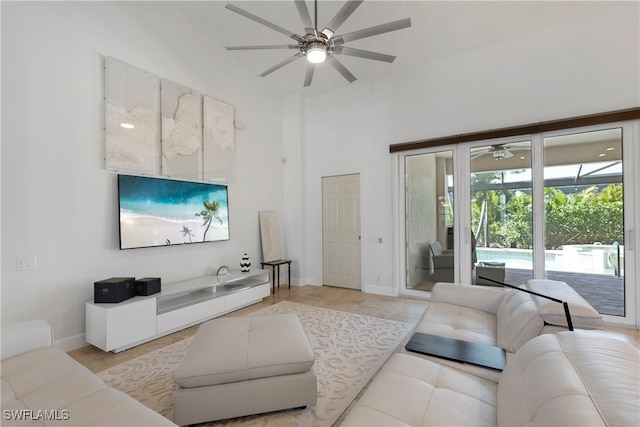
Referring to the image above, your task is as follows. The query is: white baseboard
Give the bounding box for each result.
[54,333,87,352]
[296,278,322,287]
[362,283,397,296]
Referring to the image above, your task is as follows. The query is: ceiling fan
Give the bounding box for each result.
[471,145,515,161]
[224,0,412,87]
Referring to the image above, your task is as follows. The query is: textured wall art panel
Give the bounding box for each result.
[105,57,160,174]
[161,79,203,181]
[203,96,235,183]
[104,57,235,183]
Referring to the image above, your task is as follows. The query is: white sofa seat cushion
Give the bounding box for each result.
[341,353,498,426]
[174,314,315,388]
[414,302,497,347]
[498,331,639,426]
[1,346,106,410]
[1,346,175,426]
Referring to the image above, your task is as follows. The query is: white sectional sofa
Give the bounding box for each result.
[1,320,176,426]
[411,279,604,380]
[341,279,639,426]
[416,279,603,349]
[341,331,639,426]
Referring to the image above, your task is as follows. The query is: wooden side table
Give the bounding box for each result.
[260,260,292,294]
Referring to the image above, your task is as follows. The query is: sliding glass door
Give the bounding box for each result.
[542,128,627,317]
[399,122,637,325]
[404,150,455,293]
[469,140,533,287]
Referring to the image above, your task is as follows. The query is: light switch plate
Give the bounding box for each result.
[16,257,37,271]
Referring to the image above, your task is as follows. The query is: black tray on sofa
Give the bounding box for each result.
[405,332,506,371]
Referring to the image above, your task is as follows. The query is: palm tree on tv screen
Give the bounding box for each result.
[196,200,223,242]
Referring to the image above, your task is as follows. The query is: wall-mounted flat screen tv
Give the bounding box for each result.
[118,174,229,249]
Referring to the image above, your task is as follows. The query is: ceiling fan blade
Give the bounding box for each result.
[225,3,304,42]
[259,53,304,77]
[304,64,315,87]
[333,46,396,63]
[321,0,364,38]
[226,45,299,51]
[294,0,314,33]
[327,57,356,83]
[333,17,412,45]
[471,148,492,159]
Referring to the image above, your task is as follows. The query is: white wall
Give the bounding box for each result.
[296,3,640,294]
[1,2,285,349]
[283,94,306,284]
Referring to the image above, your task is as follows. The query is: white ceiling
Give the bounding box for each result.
[162,1,618,97]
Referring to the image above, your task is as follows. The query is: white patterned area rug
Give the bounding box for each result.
[97,301,414,426]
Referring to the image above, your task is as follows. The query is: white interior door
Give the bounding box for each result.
[322,174,361,289]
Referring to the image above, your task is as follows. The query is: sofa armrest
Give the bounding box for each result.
[1,319,53,361]
[431,282,506,314]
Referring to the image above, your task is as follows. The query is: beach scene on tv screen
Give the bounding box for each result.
[118,175,229,249]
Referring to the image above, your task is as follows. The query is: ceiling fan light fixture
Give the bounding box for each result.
[306,43,327,63]
[224,0,411,86]
[492,149,506,160]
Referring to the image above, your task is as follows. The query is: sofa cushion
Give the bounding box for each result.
[341,353,498,426]
[525,279,604,329]
[1,319,53,362]
[1,346,175,426]
[431,282,505,314]
[414,302,497,347]
[498,332,639,426]
[495,291,544,353]
[174,314,315,388]
[1,346,106,410]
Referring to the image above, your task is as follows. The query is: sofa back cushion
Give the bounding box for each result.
[496,291,544,353]
[525,279,603,329]
[497,332,639,426]
[1,320,53,361]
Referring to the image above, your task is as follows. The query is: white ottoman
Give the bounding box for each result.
[173,314,317,425]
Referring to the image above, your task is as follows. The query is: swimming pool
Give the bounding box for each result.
[476,244,623,275]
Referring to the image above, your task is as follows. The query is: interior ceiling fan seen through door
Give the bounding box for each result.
[225,0,412,87]
[471,145,516,161]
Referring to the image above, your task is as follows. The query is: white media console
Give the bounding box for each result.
[86,269,271,352]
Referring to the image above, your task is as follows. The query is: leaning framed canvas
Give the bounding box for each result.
[259,211,282,262]
[118,174,229,249]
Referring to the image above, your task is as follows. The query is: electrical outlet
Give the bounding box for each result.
[16,257,37,271]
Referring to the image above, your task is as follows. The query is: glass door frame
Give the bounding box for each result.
[395,121,638,327]
[394,146,461,299]
[459,134,537,286]
[536,121,637,327]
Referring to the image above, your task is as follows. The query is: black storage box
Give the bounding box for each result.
[94,277,136,303]
[135,277,161,296]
